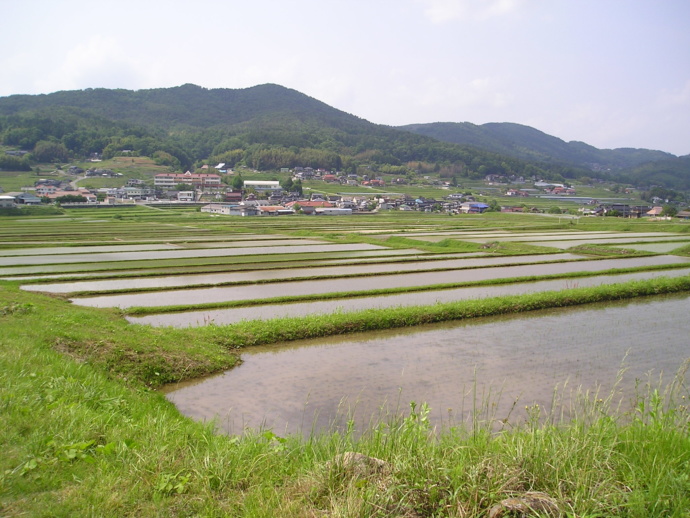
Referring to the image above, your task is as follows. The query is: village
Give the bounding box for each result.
[1,164,688,220]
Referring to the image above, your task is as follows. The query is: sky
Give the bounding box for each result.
[2,0,689,156]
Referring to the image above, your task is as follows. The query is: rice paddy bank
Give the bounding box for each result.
[2,212,690,516]
[2,281,689,516]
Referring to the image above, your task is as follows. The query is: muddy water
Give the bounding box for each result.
[26,253,579,293]
[128,268,690,327]
[164,294,690,436]
[75,255,690,308]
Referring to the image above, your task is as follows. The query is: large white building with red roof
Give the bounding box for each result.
[154,171,221,189]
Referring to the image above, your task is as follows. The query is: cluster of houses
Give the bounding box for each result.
[0,178,98,206]
[578,204,690,219]
[199,192,493,216]
[3,167,690,220]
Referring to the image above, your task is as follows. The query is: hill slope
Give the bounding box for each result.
[398,121,676,170]
[1,84,688,190]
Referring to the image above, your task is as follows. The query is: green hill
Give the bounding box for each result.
[1,84,688,190]
[398,121,676,170]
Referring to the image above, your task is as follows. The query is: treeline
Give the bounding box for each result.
[0,109,193,170]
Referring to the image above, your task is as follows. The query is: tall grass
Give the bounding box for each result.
[2,280,689,516]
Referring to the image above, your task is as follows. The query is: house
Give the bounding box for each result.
[285,200,334,215]
[224,191,242,203]
[459,202,490,214]
[243,181,282,193]
[0,195,17,208]
[229,205,259,216]
[603,204,650,218]
[676,211,690,220]
[177,191,195,202]
[5,192,42,205]
[201,203,236,215]
[257,205,289,216]
[35,184,58,196]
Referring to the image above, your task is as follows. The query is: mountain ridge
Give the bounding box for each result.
[1,84,688,190]
[398,121,677,170]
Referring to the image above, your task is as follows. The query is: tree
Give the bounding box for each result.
[232,175,244,190]
[661,205,678,217]
[547,206,563,214]
[33,140,69,162]
[487,199,501,212]
[55,194,87,204]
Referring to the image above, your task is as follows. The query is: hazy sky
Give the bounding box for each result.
[2,0,689,155]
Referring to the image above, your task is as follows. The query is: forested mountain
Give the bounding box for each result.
[398,122,676,170]
[1,84,688,190]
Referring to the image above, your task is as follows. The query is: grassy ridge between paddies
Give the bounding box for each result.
[121,261,690,315]
[2,280,690,516]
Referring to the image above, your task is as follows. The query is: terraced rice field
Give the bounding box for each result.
[164,293,690,435]
[2,211,690,434]
[5,221,689,319]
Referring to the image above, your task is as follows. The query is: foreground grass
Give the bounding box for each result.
[2,279,690,516]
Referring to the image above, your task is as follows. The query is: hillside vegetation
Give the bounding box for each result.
[399,121,676,169]
[4,84,687,191]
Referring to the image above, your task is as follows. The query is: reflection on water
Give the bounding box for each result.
[0,242,384,267]
[130,268,690,327]
[74,255,690,308]
[164,294,690,436]
[24,253,579,293]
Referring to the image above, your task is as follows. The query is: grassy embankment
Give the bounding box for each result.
[2,278,690,516]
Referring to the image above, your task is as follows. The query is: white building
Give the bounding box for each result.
[0,195,17,208]
[243,181,281,193]
[177,191,195,202]
[154,172,221,189]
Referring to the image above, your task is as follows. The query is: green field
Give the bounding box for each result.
[2,206,690,516]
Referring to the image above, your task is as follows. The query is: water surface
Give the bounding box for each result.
[0,243,384,266]
[75,255,690,308]
[129,268,690,327]
[164,294,690,436]
[26,253,579,293]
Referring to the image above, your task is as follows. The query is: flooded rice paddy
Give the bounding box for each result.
[128,267,690,327]
[25,253,580,293]
[0,242,385,266]
[71,255,690,308]
[4,217,690,438]
[163,294,690,436]
[0,249,419,278]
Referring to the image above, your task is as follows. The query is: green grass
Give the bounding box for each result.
[2,281,689,516]
[3,208,690,516]
[0,170,44,192]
